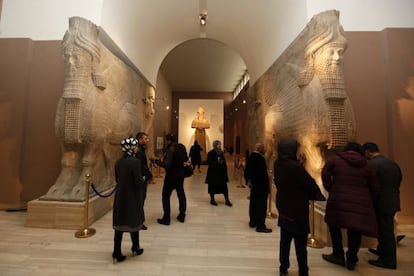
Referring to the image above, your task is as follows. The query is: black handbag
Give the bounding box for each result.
[184,163,194,178]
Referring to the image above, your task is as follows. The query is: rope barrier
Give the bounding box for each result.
[91,182,117,198]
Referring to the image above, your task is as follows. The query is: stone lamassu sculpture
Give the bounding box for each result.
[254,10,356,185]
[41,17,149,201]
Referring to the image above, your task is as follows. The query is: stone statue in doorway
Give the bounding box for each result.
[191,107,210,161]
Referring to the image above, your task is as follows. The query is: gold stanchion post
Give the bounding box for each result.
[237,165,246,188]
[75,174,96,238]
[307,200,325,248]
[233,155,240,181]
[267,169,278,218]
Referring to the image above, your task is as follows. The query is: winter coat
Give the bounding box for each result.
[368,155,402,214]
[322,151,379,237]
[161,142,188,181]
[135,144,152,183]
[113,155,145,232]
[244,151,270,197]
[189,144,202,162]
[205,149,229,194]
[274,141,324,222]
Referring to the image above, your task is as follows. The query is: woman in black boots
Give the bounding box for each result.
[205,140,232,206]
[112,137,145,263]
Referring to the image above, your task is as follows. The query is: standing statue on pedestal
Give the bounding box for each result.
[191,107,210,162]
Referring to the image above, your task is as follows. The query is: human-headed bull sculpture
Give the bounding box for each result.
[251,10,356,186]
[41,17,150,201]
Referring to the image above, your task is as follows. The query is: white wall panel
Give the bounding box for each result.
[0,0,103,40]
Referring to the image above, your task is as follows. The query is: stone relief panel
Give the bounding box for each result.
[249,10,356,186]
[41,17,153,201]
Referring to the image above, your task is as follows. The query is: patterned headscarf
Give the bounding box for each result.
[213,140,222,155]
[120,137,138,156]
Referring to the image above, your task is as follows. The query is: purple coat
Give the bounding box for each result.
[322,151,379,237]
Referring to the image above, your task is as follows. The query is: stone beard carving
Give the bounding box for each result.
[41,17,149,201]
[191,107,210,160]
[143,87,156,157]
[144,87,156,119]
[254,10,356,185]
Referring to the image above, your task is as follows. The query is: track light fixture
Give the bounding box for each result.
[199,13,207,26]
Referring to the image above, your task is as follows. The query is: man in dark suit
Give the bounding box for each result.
[244,143,272,233]
[135,132,152,230]
[363,142,402,270]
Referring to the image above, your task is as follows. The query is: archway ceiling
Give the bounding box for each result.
[100,0,308,93]
[160,39,247,92]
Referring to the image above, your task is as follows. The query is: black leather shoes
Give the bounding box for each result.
[346,262,356,271]
[322,254,345,267]
[368,248,379,255]
[177,214,185,223]
[397,234,406,243]
[210,200,218,206]
[368,259,396,269]
[141,224,148,230]
[256,228,272,233]
[157,218,170,225]
[225,201,233,207]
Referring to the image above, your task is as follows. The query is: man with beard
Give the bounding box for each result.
[298,19,356,152]
[135,132,152,230]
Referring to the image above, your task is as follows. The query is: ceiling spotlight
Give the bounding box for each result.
[199,13,207,26]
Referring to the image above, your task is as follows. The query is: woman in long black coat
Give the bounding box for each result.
[112,137,145,263]
[205,140,232,206]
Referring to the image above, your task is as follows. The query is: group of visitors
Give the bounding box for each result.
[111,133,233,263]
[111,133,403,276]
[321,141,401,273]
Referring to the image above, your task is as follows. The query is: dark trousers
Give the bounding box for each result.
[162,177,186,219]
[279,227,308,275]
[328,225,361,264]
[191,158,201,169]
[377,211,397,265]
[249,192,267,229]
[113,230,140,254]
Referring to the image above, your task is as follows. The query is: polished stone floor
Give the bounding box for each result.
[1,164,413,275]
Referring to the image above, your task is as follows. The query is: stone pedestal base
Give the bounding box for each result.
[313,202,377,248]
[25,192,113,229]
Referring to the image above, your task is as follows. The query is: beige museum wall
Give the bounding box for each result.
[1,28,413,223]
[344,29,414,223]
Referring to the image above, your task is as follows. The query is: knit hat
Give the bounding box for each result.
[120,137,138,156]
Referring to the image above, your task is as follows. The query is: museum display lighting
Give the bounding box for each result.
[199,13,207,26]
[233,71,250,99]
